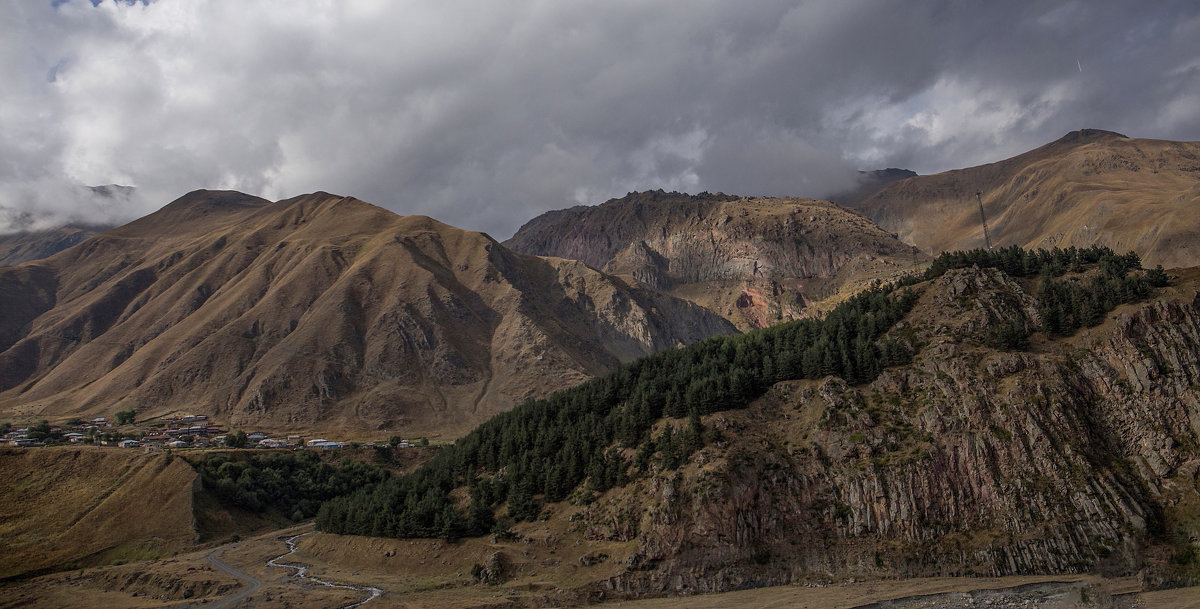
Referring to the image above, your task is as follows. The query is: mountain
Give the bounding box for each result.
[851,129,1200,267]
[505,190,925,331]
[321,252,1200,594]
[586,263,1200,593]
[0,190,735,437]
[0,224,112,266]
[827,167,918,207]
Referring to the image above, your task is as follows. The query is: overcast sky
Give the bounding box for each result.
[2,0,1198,238]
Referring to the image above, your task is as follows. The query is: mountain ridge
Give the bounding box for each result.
[0,190,736,436]
[849,129,1200,268]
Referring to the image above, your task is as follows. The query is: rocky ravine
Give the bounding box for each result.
[506,190,924,331]
[576,266,1200,595]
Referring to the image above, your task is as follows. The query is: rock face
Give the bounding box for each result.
[0,190,735,436]
[506,190,924,330]
[577,266,1200,594]
[851,129,1200,268]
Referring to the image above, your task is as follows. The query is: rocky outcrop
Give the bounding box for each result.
[506,190,924,330]
[577,266,1200,594]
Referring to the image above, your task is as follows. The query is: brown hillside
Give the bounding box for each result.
[0,191,735,436]
[505,190,924,330]
[854,129,1200,267]
[0,447,198,580]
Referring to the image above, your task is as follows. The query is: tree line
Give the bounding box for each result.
[195,451,389,522]
[313,244,1165,540]
[317,283,919,539]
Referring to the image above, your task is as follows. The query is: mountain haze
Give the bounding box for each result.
[0,191,735,436]
[853,129,1200,267]
[0,224,111,266]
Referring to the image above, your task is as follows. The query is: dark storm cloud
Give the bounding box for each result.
[1,0,1197,237]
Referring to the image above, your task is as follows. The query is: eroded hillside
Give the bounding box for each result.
[581,265,1200,594]
[0,190,735,436]
[506,190,924,330]
[319,255,1200,597]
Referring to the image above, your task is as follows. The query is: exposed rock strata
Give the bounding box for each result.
[506,190,923,330]
[577,266,1200,594]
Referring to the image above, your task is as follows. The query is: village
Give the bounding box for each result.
[0,412,427,452]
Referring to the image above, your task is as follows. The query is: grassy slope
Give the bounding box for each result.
[0,447,198,580]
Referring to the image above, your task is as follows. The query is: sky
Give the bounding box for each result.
[2,1,1199,239]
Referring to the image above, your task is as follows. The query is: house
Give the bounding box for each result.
[91,418,108,427]
[306,438,327,447]
[247,431,266,443]
[259,438,291,449]
[287,435,301,445]
[212,435,227,445]
[65,432,86,443]
[119,439,140,448]
[142,433,171,444]
[166,440,189,448]
[309,441,346,450]
[15,438,42,447]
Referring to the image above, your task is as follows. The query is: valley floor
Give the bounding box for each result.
[3,524,1195,609]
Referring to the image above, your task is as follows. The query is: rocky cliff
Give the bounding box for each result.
[0,191,735,436]
[506,190,924,330]
[576,265,1200,594]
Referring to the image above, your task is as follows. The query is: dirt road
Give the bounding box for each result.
[206,543,261,609]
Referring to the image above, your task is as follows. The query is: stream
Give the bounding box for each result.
[266,532,383,609]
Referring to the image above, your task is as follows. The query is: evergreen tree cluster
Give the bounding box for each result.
[317,285,919,539]
[1036,260,1155,336]
[316,244,1167,541]
[195,451,389,522]
[923,244,1142,280]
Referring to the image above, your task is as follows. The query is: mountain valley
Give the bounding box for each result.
[1,131,1199,608]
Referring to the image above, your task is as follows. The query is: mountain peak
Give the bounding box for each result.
[1051,128,1128,145]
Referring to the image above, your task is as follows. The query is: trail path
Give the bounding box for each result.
[206,543,261,609]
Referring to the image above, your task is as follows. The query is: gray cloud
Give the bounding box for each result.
[2,0,1198,238]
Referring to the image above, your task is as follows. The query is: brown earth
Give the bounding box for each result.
[0,190,734,437]
[7,522,1175,609]
[852,129,1200,268]
[505,190,925,331]
[0,446,199,580]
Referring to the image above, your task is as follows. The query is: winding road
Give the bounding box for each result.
[205,529,381,609]
[206,543,261,609]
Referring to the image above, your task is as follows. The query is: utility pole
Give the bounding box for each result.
[975,191,993,250]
